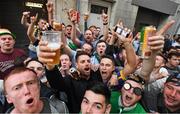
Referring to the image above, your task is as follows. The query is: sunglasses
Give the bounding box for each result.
[123,82,143,96]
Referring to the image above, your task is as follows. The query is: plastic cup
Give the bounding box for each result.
[42,31,61,65]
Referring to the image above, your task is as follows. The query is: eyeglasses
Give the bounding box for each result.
[28,67,44,71]
[123,82,143,96]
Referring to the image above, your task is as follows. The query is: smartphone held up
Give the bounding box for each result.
[114,26,131,38]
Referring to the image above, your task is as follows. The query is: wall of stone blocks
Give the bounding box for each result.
[110,0,138,30]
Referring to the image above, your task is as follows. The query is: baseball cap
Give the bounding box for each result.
[166,73,180,86]
[0,29,16,39]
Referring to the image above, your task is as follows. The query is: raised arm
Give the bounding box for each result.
[61,27,74,57]
[27,14,38,43]
[21,11,30,28]
[108,32,137,87]
[38,41,67,91]
[46,1,54,26]
[70,13,81,47]
[83,12,89,31]
[140,20,175,82]
[101,11,109,41]
[117,33,137,77]
[76,25,82,38]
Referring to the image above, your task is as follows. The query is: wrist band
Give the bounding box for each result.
[103,23,108,25]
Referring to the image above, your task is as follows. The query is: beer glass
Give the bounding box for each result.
[42,31,61,65]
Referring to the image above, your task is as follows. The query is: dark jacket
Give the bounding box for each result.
[5,97,68,113]
[45,66,102,113]
[105,44,124,67]
[40,81,55,98]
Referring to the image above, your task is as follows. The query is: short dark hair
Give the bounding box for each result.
[101,55,115,66]
[83,42,93,48]
[85,29,93,34]
[60,53,72,67]
[25,57,44,67]
[66,24,72,28]
[86,81,111,104]
[96,27,101,30]
[60,53,71,60]
[75,51,91,62]
[157,53,166,63]
[167,52,180,59]
[82,42,93,53]
[168,46,177,52]
[88,25,97,30]
[96,40,107,49]
[176,45,180,49]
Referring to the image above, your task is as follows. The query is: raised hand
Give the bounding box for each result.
[23,11,30,18]
[118,19,123,27]
[139,20,175,82]
[67,9,79,24]
[114,28,133,46]
[67,9,75,20]
[53,21,62,31]
[70,12,78,24]
[30,13,38,24]
[46,1,53,13]
[38,41,56,70]
[148,20,175,52]
[101,10,108,25]
[83,12,89,21]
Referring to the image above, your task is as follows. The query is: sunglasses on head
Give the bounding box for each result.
[123,82,143,96]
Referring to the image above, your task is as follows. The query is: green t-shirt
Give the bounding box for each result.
[110,91,146,113]
[67,38,77,50]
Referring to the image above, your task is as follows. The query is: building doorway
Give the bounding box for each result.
[134,7,168,34]
[0,0,47,52]
[88,0,112,33]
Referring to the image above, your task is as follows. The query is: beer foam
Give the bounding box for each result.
[47,43,60,49]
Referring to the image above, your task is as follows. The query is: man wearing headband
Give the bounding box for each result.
[157,73,180,113]
[110,74,146,113]
[0,28,26,79]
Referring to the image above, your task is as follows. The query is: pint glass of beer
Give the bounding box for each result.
[42,31,61,65]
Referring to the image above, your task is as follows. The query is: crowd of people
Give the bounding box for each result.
[0,1,179,114]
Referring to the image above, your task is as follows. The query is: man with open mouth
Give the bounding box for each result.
[91,40,107,65]
[0,28,26,80]
[38,48,103,113]
[110,74,146,113]
[3,66,68,113]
